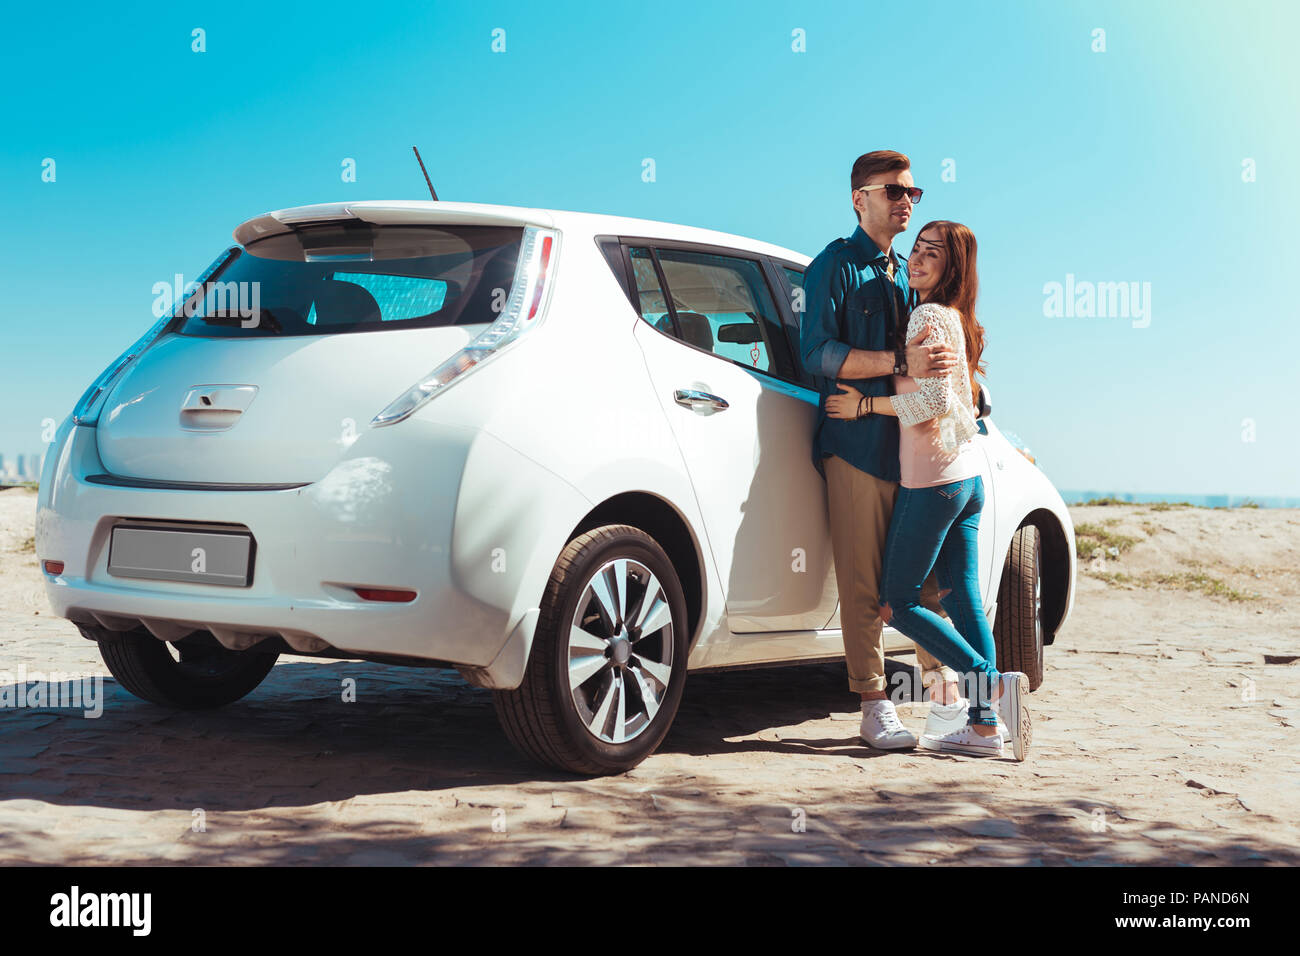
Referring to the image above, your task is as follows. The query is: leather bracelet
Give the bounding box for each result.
[856,396,867,419]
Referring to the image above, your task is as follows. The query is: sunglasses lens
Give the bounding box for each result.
[880,185,922,203]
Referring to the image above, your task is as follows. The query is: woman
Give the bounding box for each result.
[825,220,1031,760]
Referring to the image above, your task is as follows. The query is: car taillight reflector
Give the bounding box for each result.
[354,587,417,603]
[43,560,65,575]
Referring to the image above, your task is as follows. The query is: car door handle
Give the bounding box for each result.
[179,385,258,431]
[674,389,729,411]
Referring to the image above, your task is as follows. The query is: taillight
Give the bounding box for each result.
[527,234,553,320]
[43,560,64,575]
[371,226,558,427]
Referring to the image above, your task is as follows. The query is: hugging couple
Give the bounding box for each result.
[799,149,1031,760]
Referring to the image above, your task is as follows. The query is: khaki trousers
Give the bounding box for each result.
[825,454,959,694]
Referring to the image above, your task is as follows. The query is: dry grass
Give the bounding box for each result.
[1074,522,1142,560]
[1085,568,1260,603]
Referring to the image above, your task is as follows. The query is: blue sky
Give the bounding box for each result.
[2,0,1297,496]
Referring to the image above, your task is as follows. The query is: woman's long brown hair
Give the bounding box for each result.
[913,220,986,407]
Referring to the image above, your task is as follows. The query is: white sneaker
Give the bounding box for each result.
[993,672,1031,761]
[925,697,1012,743]
[919,722,1005,757]
[923,698,967,738]
[860,699,918,750]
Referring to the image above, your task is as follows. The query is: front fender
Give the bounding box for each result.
[984,420,1077,641]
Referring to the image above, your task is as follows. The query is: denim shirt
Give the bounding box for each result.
[799,224,912,483]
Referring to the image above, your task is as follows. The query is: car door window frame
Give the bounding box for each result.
[621,243,681,338]
[762,256,819,391]
[595,236,635,308]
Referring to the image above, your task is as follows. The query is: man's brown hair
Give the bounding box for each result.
[850,150,911,219]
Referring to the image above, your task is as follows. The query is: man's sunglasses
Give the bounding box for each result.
[856,184,923,204]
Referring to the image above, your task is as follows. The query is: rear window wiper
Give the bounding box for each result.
[196,309,284,333]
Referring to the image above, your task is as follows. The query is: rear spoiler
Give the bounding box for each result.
[233,201,556,247]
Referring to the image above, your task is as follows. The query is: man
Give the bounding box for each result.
[799,149,967,749]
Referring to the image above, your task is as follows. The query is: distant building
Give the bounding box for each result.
[0,451,46,484]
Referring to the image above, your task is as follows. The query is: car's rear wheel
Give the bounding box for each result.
[493,525,689,775]
[993,525,1045,691]
[80,624,279,709]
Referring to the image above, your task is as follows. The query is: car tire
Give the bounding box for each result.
[993,525,1045,691]
[80,624,279,709]
[492,524,690,776]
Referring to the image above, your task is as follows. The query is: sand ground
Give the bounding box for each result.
[1,487,1297,865]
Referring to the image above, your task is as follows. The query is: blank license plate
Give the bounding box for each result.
[108,525,254,587]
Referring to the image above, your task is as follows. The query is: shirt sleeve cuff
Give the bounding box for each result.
[820,340,851,379]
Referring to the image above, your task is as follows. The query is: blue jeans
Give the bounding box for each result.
[880,476,1001,726]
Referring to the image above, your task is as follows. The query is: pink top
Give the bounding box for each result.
[892,371,982,489]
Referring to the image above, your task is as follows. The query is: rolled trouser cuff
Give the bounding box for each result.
[921,665,960,688]
[849,675,889,694]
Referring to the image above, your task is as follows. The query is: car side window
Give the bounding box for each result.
[628,247,674,334]
[642,248,779,375]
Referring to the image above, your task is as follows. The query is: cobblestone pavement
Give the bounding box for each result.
[2,569,1297,865]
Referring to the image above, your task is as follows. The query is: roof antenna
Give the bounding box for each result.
[412,146,439,200]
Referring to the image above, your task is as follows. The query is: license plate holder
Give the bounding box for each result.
[107,525,254,587]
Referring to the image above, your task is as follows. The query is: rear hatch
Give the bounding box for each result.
[96,221,524,484]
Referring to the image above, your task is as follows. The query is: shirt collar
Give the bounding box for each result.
[849,224,900,270]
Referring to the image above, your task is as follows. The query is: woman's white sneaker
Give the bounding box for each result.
[925,697,1012,743]
[919,722,1004,757]
[860,699,918,749]
[994,672,1032,761]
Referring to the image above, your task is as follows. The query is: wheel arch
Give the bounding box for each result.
[1018,508,1071,646]
[565,491,707,653]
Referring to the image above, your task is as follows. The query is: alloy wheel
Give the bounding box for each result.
[567,557,675,744]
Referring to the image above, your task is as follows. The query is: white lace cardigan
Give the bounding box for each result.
[889,302,980,452]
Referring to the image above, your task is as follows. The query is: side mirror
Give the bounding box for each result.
[717,322,761,344]
[977,384,992,420]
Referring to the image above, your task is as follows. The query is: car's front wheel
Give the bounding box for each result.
[992,524,1045,691]
[493,525,689,775]
[79,624,280,709]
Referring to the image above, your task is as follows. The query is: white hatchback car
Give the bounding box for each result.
[37,200,1076,774]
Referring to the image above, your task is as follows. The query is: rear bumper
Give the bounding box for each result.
[37,416,589,675]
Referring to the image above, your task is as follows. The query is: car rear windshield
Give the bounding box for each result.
[175,223,524,337]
